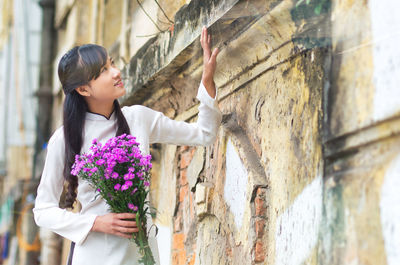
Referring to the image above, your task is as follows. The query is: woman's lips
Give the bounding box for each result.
[114,80,123,87]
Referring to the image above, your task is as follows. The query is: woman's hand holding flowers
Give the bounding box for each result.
[92,213,139,239]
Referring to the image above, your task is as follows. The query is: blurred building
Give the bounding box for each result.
[0,0,43,264]
[1,0,399,265]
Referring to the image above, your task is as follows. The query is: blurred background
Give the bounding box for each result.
[0,0,399,264]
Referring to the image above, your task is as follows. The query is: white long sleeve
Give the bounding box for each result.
[33,128,97,245]
[123,82,222,146]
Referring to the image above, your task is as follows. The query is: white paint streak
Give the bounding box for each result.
[380,154,400,265]
[369,0,400,121]
[275,176,323,265]
[224,138,248,230]
[156,224,172,265]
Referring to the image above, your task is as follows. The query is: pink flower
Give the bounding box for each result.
[128,203,138,212]
[114,184,121,191]
[144,181,150,187]
[96,159,105,166]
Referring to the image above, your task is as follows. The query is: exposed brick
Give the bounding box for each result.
[255,196,265,216]
[180,169,188,186]
[174,215,182,232]
[172,233,185,250]
[255,219,265,238]
[172,250,186,265]
[180,150,194,169]
[181,145,189,152]
[180,184,189,202]
[188,253,196,265]
[256,187,266,198]
[254,240,265,263]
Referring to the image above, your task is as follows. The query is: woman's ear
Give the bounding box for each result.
[75,85,91,97]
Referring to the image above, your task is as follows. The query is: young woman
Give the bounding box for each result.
[33,26,222,265]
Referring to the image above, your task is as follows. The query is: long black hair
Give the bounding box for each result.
[58,44,130,209]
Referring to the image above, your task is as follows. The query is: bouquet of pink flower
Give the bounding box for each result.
[71,134,156,265]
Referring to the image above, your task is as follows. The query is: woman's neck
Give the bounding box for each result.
[86,99,115,119]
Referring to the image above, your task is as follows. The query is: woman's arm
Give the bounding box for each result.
[33,128,98,245]
[142,26,222,146]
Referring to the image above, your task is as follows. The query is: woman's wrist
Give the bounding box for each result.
[201,78,216,99]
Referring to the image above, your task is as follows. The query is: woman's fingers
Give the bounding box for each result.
[115,218,137,228]
[114,225,139,234]
[115,231,134,239]
[116,213,136,220]
[210,48,219,63]
[201,26,211,57]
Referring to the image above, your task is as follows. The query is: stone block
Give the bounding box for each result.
[187,147,205,189]
[195,182,213,218]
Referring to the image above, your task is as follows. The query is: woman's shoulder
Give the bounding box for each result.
[48,126,65,147]
[121,105,161,121]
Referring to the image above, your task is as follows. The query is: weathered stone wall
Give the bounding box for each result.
[321,0,400,264]
[47,0,400,264]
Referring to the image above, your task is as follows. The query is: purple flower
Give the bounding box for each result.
[128,203,138,212]
[111,172,119,179]
[114,184,121,191]
[125,181,133,187]
[144,181,150,187]
[96,159,105,166]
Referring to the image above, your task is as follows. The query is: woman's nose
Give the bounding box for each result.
[112,67,121,79]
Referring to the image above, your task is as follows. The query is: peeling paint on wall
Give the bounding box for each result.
[224,138,248,230]
[369,0,400,121]
[275,175,323,265]
[380,154,400,265]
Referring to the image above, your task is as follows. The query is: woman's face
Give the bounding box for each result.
[86,56,125,101]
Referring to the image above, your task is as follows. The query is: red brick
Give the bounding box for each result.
[172,233,185,250]
[255,196,265,216]
[180,185,189,202]
[254,240,265,262]
[255,219,265,238]
[181,145,189,152]
[180,169,188,186]
[174,215,182,232]
[188,253,196,265]
[256,187,266,198]
[180,150,194,169]
[172,250,186,265]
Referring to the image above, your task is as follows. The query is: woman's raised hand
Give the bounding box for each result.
[200,26,219,98]
[91,213,139,239]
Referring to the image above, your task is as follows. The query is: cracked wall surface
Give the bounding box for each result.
[50,0,400,264]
